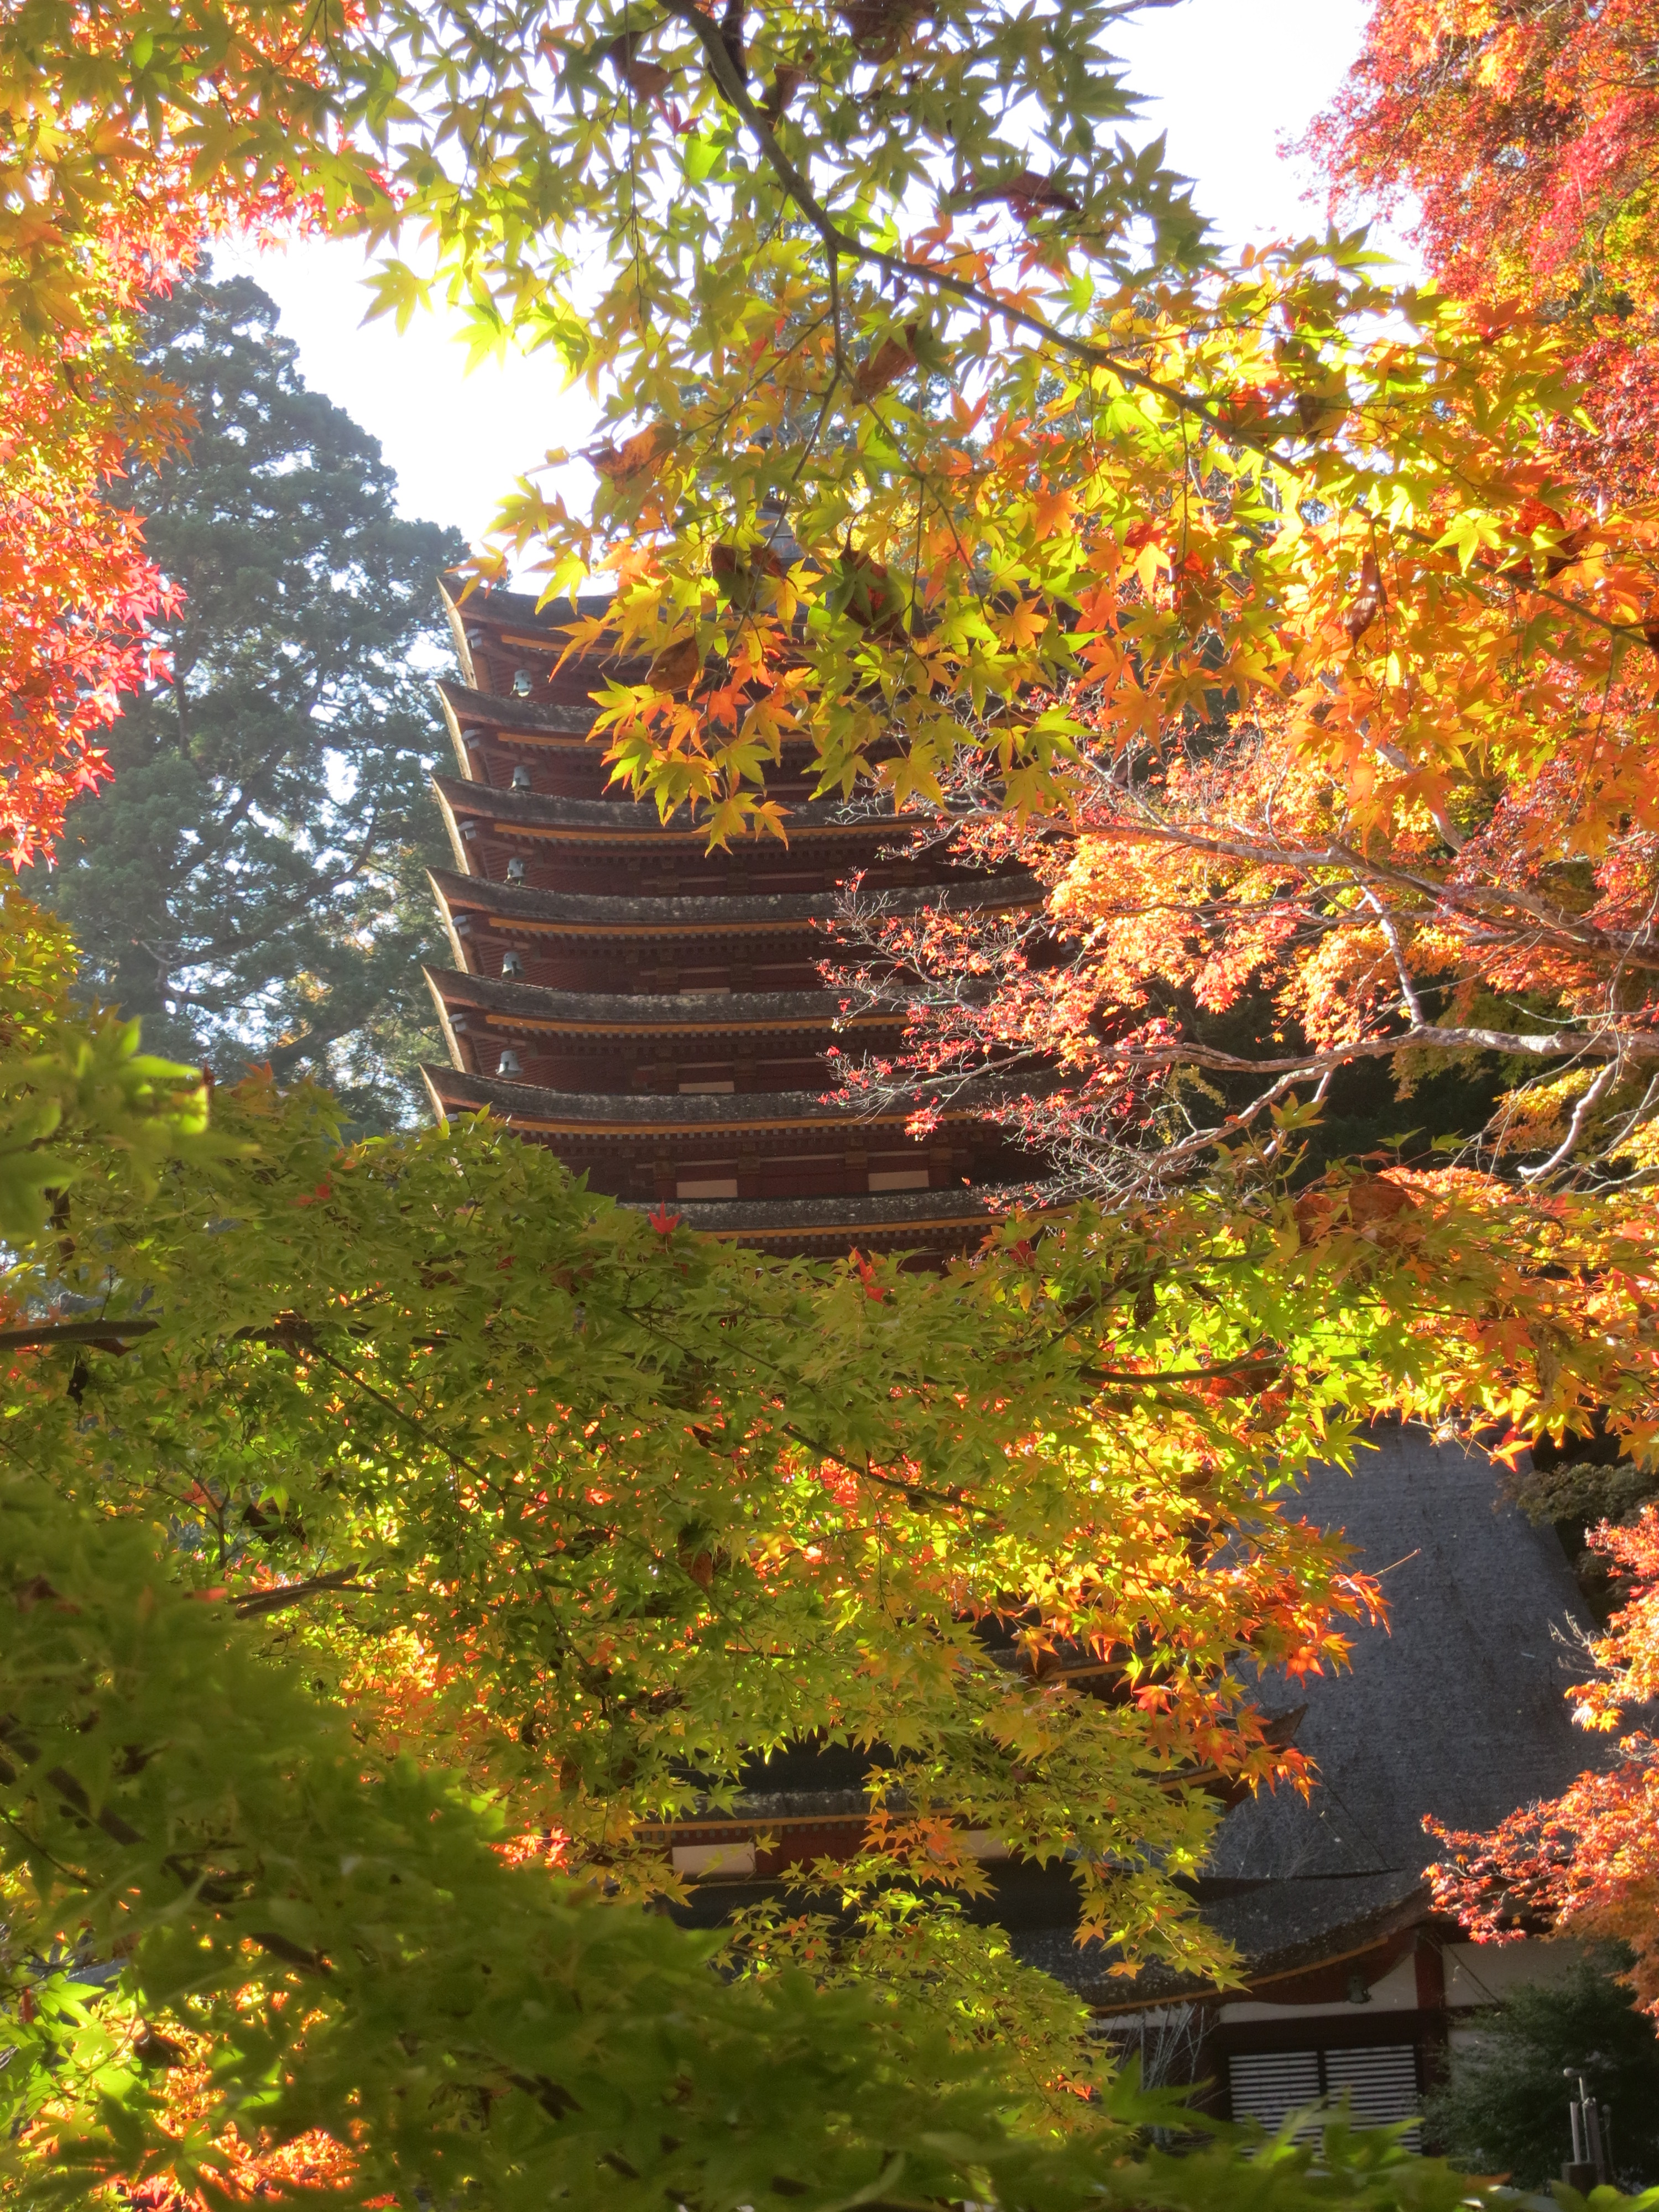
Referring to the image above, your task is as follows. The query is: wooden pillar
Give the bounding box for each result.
[1413,1931,1450,2120]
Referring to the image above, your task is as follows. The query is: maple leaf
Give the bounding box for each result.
[1305,0,1659,500]
[646,1202,683,1235]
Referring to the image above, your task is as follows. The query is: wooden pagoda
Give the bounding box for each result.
[420,581,1038,1255]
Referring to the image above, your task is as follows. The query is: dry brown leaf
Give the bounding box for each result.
[645,635,704,692]
[1344,550,1386,645]
[711,541,786,596]
[586,423,675,482]
[836,0,922,56]
[853,326,918,399]
[967,169,1081,220]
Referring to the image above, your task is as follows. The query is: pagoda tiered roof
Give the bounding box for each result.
[422,579,1038,1250]
[437,677,825,761]
[421,1066,1032,1241]
[439,679,601,744]
[420,1065,1000,1149]
[430,867,839,939]
[422,1069,910,1131]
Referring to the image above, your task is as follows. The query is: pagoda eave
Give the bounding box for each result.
[439,678,599,743]
[429,868,1039,941]
[619,1186,1015,1251]
[439,676,826,758]
[425,967,898,1041]
[427,869,838,941]
[421,1066,970,1140]
[433,774,936,848]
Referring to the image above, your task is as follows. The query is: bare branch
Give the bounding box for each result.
[1518,1057,1622,1183]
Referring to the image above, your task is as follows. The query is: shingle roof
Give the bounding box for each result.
[426,867,1039,936]
[1013,1426,1604,1996]
[440,579,611,630]
[437,676,832,753]
[437,679,600,738]
[1207,1423,1599,1887]
[422,1066,960,1134]
[1013,1872,1431,2006]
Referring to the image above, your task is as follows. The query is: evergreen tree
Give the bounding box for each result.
[1425,1952,1659,2189]
[31,270,465,1128]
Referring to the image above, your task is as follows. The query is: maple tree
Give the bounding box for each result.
[0,941,1457,2194]
[1282,3,1659,2021]
[10,943,1659,2201]
[0,0,378,864]
[8,3,1658,865]
[316,0,1659,1201]
[1305,0,1659,501]
[15,2,1659,894]
[1427,1504,1659,2016]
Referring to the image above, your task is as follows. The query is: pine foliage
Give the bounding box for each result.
[33,273,464,1128]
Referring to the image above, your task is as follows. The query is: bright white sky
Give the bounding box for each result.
[221,0,1409,548]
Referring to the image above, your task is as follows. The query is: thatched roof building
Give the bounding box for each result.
[1018,1424,1601,2132]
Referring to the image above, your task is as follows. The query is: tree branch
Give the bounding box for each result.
[0,1318,157,1351]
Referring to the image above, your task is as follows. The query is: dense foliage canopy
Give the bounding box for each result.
[6,0,1659,2198]
[1306,0,1659,500]
[8,906,1630,2201]
[1293,0,1659,2023]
